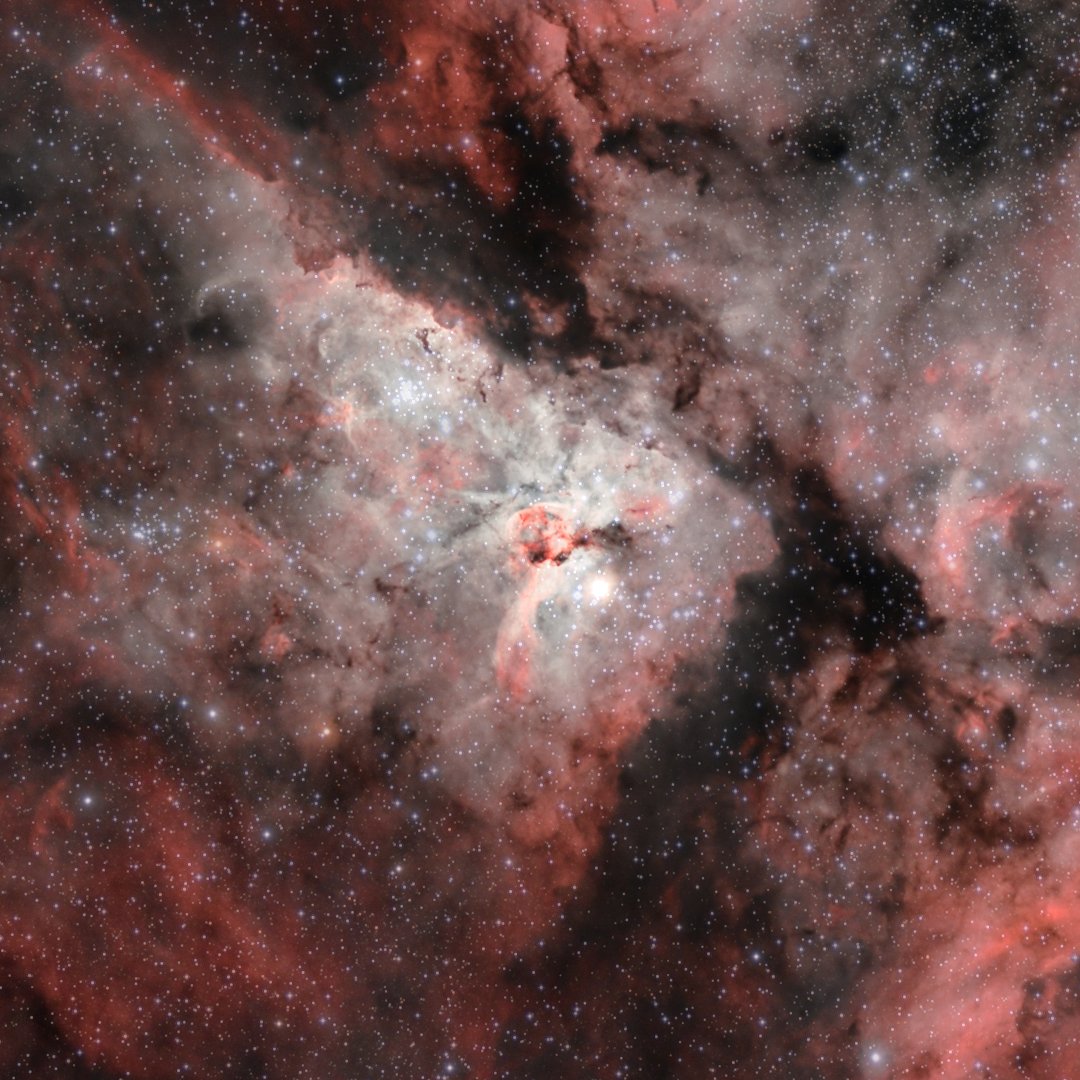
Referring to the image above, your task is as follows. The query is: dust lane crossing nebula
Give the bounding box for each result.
[3,0,1080,1077]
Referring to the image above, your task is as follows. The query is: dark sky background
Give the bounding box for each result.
[4,0,1080,1077]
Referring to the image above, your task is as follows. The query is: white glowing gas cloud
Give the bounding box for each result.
[98,159,776,832]
[263,254,777,810]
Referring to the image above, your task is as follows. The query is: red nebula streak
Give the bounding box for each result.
[48,0,289,183]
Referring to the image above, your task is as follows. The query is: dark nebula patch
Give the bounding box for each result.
[5,0,1080,1077]
[187,284,268,352]
[362,106,594,361]
[796,118,853,166]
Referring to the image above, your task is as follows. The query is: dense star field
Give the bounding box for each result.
[4,0,1080,1076]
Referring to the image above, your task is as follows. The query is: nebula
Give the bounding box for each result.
[3,0,1080,1076]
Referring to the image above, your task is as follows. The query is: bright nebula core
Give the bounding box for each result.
[4,1,1080,1077]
